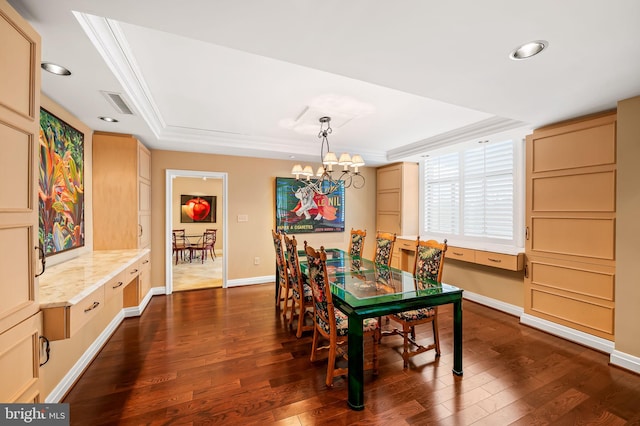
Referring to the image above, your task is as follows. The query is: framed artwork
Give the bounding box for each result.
[181,195,216,223]
[275,177,345,233]
[38,108,85,256]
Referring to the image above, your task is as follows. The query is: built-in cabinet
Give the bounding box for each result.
[376,162,419,269]
[524,111,617,340]
[93,131,152,250]
[0,0,43,402]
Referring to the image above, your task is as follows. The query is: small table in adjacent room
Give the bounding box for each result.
[300,250,464,411]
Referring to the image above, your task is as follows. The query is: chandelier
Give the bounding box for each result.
[291,116,365,195]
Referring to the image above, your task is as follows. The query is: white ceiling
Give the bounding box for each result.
[10,0,640,166]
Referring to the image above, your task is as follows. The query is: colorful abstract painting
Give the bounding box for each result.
[39,108,85,256]
[275,177,345,233]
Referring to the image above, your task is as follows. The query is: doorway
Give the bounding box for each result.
[165,169,227,294]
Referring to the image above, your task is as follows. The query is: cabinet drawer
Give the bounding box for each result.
[42,286,104,341]
[104,271,126,303]
[475,251,523,271]
[446,246,475,263]
[396,238,416,251]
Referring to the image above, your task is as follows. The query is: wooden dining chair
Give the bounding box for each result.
[304,242,379,387]
[272,230,292,319]
[348,228,366,258]
[373,231,396,266]
[283,234,314,338]
[172,229,187,264]
[386,238,448,368]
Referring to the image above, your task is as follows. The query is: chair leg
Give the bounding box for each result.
[432,316,441,356]
[326,337,337,387]
[402,322,410,369]
[372,331,379,375]
[288,297,297,329]
[310,328,319,362]
[295,302,305,338]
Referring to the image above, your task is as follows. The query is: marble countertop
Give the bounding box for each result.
[39,249,150,308]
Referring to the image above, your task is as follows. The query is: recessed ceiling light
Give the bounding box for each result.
[509,40,548,60]
[41,62,71,76]
[99,116,119,123]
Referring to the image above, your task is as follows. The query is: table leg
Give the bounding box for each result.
[452,298,463,376]
[347,316,365,410]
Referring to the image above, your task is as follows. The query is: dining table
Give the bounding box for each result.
[299,249,464,411]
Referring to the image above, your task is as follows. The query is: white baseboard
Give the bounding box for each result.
[45,310,125,402]
[610,350,640,374]
[462,290,524,317]
[520,313,615,354]
[227,275,274,287]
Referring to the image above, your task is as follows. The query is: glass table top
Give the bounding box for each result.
[298,249,462,306]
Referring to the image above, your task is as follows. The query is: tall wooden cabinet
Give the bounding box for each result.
[93,132,152,249]
[376,162,419,269]
[524,111,617,340]
[0,0,43,402]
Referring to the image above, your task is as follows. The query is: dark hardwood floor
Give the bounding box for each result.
[63,283,640,425]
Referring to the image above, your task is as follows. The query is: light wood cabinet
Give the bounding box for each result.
[93,132,152,250]
[525,111,617,340]
[376,162,419,269]
[0,0,42,402]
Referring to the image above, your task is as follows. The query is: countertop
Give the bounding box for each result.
[39,249,149,308]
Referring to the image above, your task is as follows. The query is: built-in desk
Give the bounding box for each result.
[395,236,524,272]
[39,249,150,340]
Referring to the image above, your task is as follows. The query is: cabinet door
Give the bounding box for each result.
[0,312,42,402]
[0,1,41,335]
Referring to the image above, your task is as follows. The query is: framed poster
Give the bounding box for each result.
[275,177,345,233]
[181,195,216,223]
[38,108,85,256]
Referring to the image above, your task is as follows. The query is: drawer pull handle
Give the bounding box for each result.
[39,336,50,367]
[112,281,124,289]
[84,301,100,313]
[488,258,502,263]
[452,252,464,256]
[130,268,139,274]
[142,260,149,264]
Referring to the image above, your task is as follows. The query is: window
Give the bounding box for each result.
[420,133,525,250]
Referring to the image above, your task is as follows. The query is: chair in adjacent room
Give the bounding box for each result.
[386,238,448,368]
[188,230,216,263]
[283,233,314,338]
[204,229,217,259]
[373,231,396,266]
[172,229,187,264]
[348,228,367,258]
[304,242,379,387]
[272,230,292,320]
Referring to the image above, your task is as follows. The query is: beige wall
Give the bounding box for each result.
[615,95,640,358]
[150,150,377,284]
[40,94,93,266]
[172,176,224,251]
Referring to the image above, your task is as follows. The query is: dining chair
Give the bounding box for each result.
[272,230,292,320]
[188,230,216,263]
[373,231,396,266]
[304,242,379,387]
[348,228,366,258]
[385,237,448,368]
[205,229,217,259]
[172,229,187,264]
[283,234,314,338]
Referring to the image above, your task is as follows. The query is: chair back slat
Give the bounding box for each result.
[414,238,448,284]
[272,230,287,286]
[348,228,366,258]
[304,243,333,333]
[373,231,396,266]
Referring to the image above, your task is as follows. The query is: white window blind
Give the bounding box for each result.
[423,138,517,245]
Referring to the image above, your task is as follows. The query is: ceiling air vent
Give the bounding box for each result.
[101,91,134,115]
